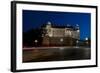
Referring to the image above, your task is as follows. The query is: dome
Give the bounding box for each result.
[47,21,51,25]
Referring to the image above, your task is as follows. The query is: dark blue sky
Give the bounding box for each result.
[23,10,91,40]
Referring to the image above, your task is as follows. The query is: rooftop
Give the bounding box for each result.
[41,21,79,30]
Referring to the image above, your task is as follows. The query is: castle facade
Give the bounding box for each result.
[41,22,80,46]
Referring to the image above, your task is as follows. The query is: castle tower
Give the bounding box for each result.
[42,21,52,46]
[45,21,52,37]
[76,24,80,40]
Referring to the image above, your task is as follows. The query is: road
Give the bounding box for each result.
[23,47,90,63]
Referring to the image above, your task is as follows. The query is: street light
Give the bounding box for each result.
[60,38,63,42]
[59,38,64,59]
[76,40,79,47]
[85,37,88,46]
[85,37,88,41]
[34,40,38,47]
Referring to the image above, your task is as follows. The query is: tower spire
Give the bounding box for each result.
[76,24,79,30]
[47,21,51,25]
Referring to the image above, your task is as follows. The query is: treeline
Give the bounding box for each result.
[23,29,43,47]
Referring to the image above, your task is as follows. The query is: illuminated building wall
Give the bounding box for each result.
[42,22,80,46]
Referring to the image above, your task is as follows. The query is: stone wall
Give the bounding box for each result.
[42,36,77,46]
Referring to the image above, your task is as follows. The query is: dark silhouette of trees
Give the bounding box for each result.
[23,28,43,47]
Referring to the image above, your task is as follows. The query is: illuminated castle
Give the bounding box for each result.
[41,21,80,46]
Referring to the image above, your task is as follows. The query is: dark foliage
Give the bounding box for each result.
[23,29,43,47]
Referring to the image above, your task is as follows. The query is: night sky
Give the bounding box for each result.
[23,10,91,40]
